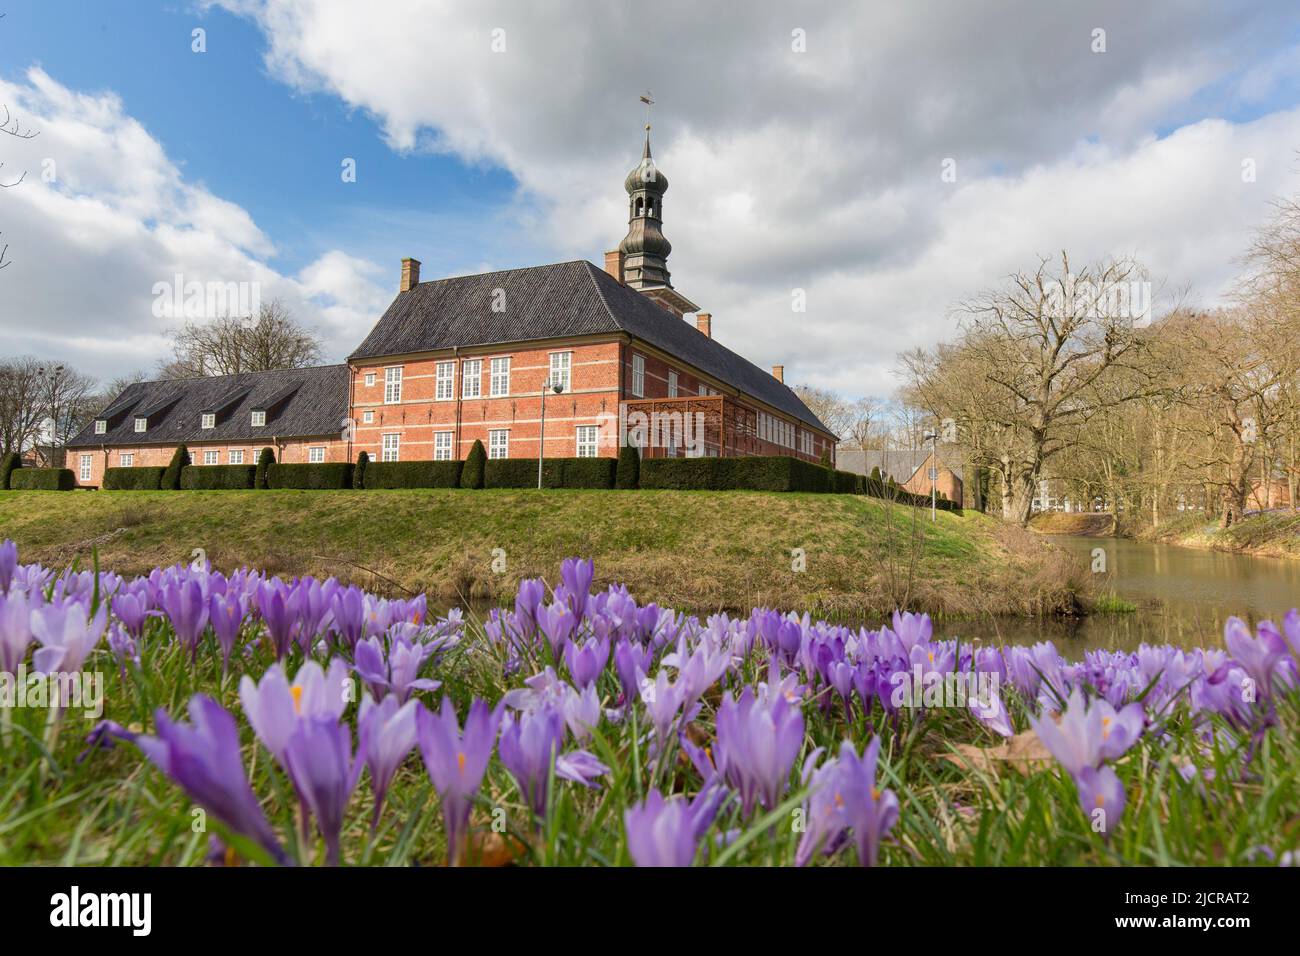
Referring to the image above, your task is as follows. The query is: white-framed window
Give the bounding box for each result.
[384,367,403,404]
[119,453,134,467]
[229,450,244,465]
[251,410,266,427]
[490,357,510,397]
[488,429,509,459]
[462,359,482,398]
[79,455,92,481]
[631,354,645,397]
[201,413,215,429]
[382,433,400,462]
[667,370,678,398]
[549,351,572,392]
[309,446,326,464]
[928,466,939,481]
[365,372,376,387]
[363,409,374,424]
[203,450,219,465]
[94,419,106,435]
[435,361,455,401]
[576,425,600,458]
[434,431,453,461]
[134,417,147,433]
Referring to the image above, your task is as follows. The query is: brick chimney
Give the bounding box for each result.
[400,257,421,292]
[695,312,712,338]
[603,249,624,283]
[772,364,784,383]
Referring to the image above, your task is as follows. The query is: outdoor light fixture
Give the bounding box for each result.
[923,430,938,522]
[538,378,565,489]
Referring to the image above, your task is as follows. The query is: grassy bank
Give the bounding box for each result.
[1134,510,1300,560]
[0,488,1090,618]
[1028,513,1116,536]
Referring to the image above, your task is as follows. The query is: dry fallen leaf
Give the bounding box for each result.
[461,831,528,867]
[944,730,1053,776]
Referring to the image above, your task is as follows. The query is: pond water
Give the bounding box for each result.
[952,535,1300,653]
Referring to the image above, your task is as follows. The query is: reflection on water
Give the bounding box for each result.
[958,535,1300,653]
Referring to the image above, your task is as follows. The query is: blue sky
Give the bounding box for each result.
[4,1,1300,393]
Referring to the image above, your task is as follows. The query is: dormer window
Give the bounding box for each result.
[201,413,215,429]
[251,410,266,427]
[94,420,107,435]
[134,417,147,433]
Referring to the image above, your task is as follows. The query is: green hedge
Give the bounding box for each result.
[831,469,858,494]
[10,468,76,491]
[266,462,353,489]
[255,447,275,490]
[180,464,256,490]
[639,456,833,492]
[102,466,165,490]
[615,445,640,489]
[485,457,616,489]
[460,440,486,489]
[0,452,20,490]
[860,474,961,512]
[363,460,463,489]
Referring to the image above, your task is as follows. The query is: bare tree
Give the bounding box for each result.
[792,384,881,447]
[0,357,47,455]
[158,300,324,378]
[0,12,41,271]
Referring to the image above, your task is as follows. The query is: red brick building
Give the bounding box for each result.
[66,132,836,485]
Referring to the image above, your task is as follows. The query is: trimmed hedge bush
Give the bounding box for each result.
[180,464,256,490]
[639,456,831,492]
[102,466,165,490]
[615,445,640,489]
[255,447,275,490]
[460,440,486,489]
[364,460,463,489]
[10,468,76,491]
[0,451,20,490]
[162,445,190,491]
[266,462,353,489]
[485,456,616,490]
[831,469,858,494]
[353,452,369,489]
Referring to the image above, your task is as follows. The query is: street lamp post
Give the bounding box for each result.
[538,379,565,489]
[923,430,938,522]
[37,364,66,467]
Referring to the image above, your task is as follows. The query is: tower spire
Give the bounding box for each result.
[620,95,672,290]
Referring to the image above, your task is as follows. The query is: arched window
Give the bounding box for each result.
[635,197,644,215]
[646,200,655,217]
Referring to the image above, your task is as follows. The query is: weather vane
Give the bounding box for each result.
[639,91,654,131]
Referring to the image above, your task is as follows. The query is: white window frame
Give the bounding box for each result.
[119,453,134,468]
[229,450,244,465]
[251,410,266,427]
[435,361,455,401]
[434,431,453,461]
[488,429,509,460]
[575,425,599,458]
[363,410,374,424]
[462,359,482,399]
[549,351,572,392]
[79,455,92,481]
[384,367,403,405]
[200,413,215,430]
[490,357,510,397]
[631,354,645,397]
[308,446,326,464]
[203,450,219,466]
[382,433,400,462]
[134,417,147,433]
[94,419,106,435]
[365,372,376,387]
[667,370,678,398]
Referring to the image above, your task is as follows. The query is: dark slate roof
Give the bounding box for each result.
[838,448,964,483]
[349,260,835,436]
[68,365,350,447]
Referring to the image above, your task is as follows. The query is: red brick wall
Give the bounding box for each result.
[65,437,349,488]
[900,453,962,502]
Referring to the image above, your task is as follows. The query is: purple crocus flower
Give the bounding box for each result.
[282,714,361,866]
[714,686,804,816]
[555,749,610,787]
[796,737,900,867]
[209,590,245,672]
[563,634,610,688]
[416,697,503,864]
[0,590,32,674]
[136,695,287,865]
[624,790,703,867]
[497,704,566,819]
[31,601,107,677]
[560,558,595,620]
[357,694,419,830]
[0,539,16,594]
[353,631,440,703]
[159,577,210,661]
[110,590,150,639]
[256,578,302,660]
[1224,616,1290,701]
[239,658,352,762]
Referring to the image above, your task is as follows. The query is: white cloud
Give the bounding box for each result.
[0,68,388,381]
[213,0,1300,399]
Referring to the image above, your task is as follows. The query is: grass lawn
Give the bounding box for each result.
[0,488,1088,618]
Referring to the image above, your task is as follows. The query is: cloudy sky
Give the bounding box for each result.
[3,1,1300,398]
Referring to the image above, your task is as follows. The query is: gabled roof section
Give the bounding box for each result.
[349,259,835,436]
[68,365,350,448]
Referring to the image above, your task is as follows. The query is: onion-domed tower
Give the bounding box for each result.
[618,131,673,289]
